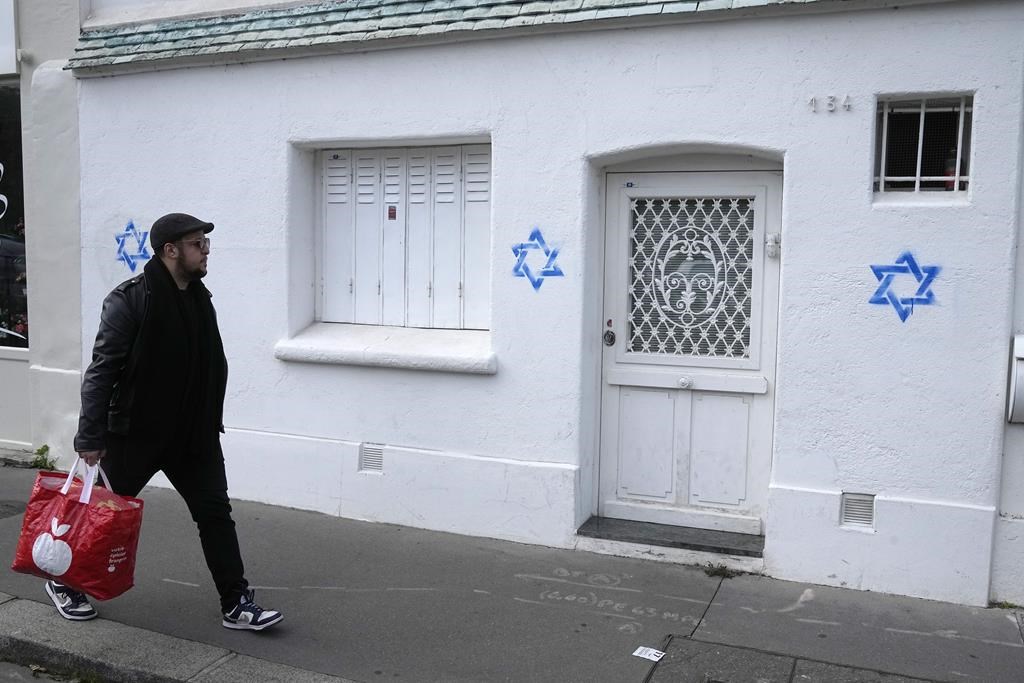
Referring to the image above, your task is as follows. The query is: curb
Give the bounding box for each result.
[0,594,358,683]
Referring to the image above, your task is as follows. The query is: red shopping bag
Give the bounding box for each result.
[11,458,144,600]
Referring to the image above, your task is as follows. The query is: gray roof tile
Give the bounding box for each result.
[68,0,836,72]
[662,2,699,11]
[592,6,633,18]
[500,14,537,27]
[471,18,507,29]
[462,4,520,19]
[627,3,664,15]
[561,9,600,22]
[697,0,734,10]
[582,0,644,8]
[416,22,449,34]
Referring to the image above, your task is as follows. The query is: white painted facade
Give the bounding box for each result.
[0,1,82,453]
[67,0,1024,606]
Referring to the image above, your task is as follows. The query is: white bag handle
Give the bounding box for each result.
[60,456,113,505]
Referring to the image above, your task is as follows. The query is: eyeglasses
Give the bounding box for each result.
[178,237,211,251]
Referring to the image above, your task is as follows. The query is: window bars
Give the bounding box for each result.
[875,95,972,193]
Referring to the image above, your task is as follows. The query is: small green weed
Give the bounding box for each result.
[29,444,57,470]
[990,600,1022,610]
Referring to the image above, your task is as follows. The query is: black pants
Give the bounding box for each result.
[101,434,248,612]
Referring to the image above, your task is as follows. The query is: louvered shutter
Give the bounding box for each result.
[406,150,432,327]
[381,151,407,326]
[354,151,382,324]
[320,145,492,330]
[431,149,462,328]
[462,145,491,330]
[321,151,355,323]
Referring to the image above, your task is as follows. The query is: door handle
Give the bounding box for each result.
[603,330,616,347]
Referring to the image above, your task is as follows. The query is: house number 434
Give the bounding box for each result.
[809,95,851,113]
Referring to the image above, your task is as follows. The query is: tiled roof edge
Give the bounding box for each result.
[65,0,946,75]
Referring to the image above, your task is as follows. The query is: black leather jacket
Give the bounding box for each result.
[74,274,149,452]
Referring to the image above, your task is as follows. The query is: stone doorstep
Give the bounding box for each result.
[577,515,765,557]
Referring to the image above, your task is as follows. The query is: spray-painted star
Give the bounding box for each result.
[512,228,564,291]
[869,251,940,322]
[115,220,150,273]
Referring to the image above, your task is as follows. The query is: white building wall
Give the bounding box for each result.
[993,427,1024,605]
[76,1,1024,604]
[0,1,82,457]
[995,115,1024,606]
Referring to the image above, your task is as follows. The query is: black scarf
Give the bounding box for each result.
[133,257,227,454]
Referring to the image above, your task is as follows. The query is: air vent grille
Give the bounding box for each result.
[840,493,875,528]
[359,443,384,473]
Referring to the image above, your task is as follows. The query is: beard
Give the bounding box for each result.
[176,253,207,281]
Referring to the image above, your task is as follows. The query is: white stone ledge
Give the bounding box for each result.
[274,322,497,375]
[0,346,29,362]
[871,192,971,208]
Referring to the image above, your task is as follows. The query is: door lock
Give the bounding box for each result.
[603,330,616,347]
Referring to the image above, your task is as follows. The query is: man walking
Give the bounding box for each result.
[47,212,282,631]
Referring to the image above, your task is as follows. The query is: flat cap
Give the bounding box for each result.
[150,213,214,251]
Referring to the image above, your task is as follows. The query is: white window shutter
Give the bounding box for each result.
[461,145,491,330]
[381,151,407,326]
[432,149,462,329]
[406,150,433,327]
[319,144,491,331]
[354,151,382,324]
[321,151,355,323]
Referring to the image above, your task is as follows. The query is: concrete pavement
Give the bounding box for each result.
[0,463,1021,682]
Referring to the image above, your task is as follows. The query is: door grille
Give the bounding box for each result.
[628,197,754,358]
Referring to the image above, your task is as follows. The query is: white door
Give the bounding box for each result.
[599,172,782,535]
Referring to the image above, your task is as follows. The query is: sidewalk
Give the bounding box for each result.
[0,463,1021,682]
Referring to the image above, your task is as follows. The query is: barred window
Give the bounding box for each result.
[874,95,972,193]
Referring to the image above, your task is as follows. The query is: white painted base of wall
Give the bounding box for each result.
[29,367,83,469]
[764,485,996,606]
[150,429,579,548]
[991,516,1024,605]
[0,349,31,447]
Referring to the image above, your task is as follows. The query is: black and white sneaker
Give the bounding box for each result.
[45,580,97,621]
[222,589,283,631]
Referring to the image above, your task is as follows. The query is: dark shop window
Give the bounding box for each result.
[0,83,25,348]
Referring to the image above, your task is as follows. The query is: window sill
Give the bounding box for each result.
[872,191,970,208]
[0,345,29,361]
[274,322,497,375]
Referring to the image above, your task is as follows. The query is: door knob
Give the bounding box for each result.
[603,330,616,346]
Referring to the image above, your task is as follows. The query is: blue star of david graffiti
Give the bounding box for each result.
[115,220,150,273]
[512,228,564,291]
[869,251,940,322]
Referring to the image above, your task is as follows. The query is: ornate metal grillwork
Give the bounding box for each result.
[628,197,754,358]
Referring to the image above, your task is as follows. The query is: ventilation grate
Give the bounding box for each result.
[359,443,384,473]
[840,493,875,528]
